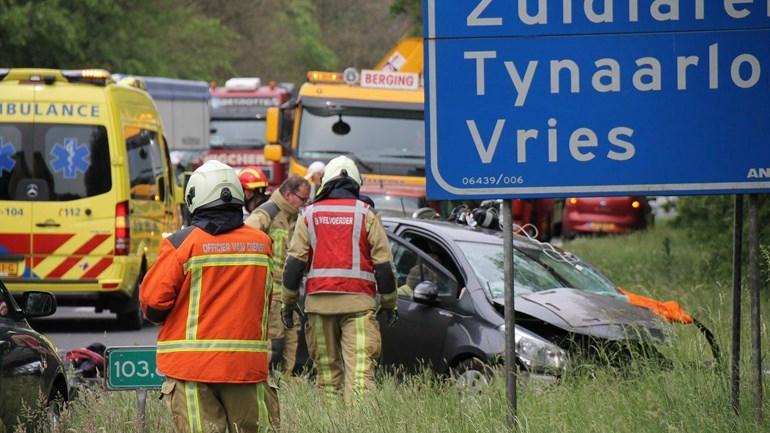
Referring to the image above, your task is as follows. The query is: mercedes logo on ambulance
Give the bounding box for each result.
[26,183,39,198]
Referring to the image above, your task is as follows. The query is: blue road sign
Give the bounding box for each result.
[425,0,770,199]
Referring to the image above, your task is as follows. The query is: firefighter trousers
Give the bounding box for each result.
[305,310,381,401]
[268,297,299,375]
[160,378,280,433]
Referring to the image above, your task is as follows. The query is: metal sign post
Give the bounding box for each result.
[731,195,743,415]
[136,389,147,433]
[748,195,763,422]
[502,200,516,428]
[105,346,164,433]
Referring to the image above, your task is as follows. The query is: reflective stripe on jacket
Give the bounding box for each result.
[244,191,298,295]
[304,198,376,297]
[140,225,273,383]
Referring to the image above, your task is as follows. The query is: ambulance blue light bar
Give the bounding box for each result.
[62,69,113,85]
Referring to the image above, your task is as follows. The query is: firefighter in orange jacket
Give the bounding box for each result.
[281,156,398,401]
[140,160,278,433]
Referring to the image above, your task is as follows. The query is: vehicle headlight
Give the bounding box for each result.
[499,324,568,372]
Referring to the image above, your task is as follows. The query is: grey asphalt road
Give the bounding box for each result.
[28,307,159,353]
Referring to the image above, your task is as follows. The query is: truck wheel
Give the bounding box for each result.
[117,269,145,330]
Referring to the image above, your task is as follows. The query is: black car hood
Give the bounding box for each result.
[496,288,666,342]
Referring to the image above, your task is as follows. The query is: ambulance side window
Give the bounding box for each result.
[125,128,162,200]
[0,124,28,201]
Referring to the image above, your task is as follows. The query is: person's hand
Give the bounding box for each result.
[281,303,303,329]
[377,307,398,327]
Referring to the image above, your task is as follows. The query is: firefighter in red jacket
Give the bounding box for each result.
[281,156,398,400]
[140,160,278,432]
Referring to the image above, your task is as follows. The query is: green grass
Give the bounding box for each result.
[20,223,770,433]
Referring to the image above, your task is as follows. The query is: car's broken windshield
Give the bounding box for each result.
[458,241,621,301]
[458,241,563,299]
[520,246,620,297]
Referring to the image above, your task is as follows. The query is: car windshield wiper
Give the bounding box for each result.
[304,150,374,173]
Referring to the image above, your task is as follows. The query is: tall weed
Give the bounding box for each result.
[14,223,769,432]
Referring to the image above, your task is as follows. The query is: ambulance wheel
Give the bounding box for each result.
[117,299,143,330]
[117,268,145,330]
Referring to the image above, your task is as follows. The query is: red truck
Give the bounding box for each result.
[204,77,292,188]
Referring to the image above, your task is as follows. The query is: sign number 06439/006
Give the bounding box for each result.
[462,175,524,186]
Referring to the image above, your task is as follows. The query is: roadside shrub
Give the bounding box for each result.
[672,195,770,281]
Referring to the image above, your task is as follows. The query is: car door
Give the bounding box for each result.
[125,127,165,262]
[380,234,459,372]
[30,123,115,282]
[160,136,182,233]
[0,287,43,425]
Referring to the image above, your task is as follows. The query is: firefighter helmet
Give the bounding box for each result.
[185,160,244,213]
[238,166,269,191]
[321,155,362,189]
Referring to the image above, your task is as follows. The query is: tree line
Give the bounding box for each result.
[0,0,417,83]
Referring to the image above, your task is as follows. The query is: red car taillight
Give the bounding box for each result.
[115,201,129,256]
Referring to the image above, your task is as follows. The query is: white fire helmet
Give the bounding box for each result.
[320,155,362,189]
[185,160,244,213]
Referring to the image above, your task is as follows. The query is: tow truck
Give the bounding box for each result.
[204,77,291,188]
[263,39,429,216]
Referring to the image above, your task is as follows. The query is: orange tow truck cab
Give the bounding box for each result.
[263,39,429,216]
[0,68,182,329]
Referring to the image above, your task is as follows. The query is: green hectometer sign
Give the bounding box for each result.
[105,346,165,390]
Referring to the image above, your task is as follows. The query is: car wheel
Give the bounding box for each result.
[452,358,490,394]
[46,391,66,432]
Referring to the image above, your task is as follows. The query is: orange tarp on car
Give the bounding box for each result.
[619,288,694,324]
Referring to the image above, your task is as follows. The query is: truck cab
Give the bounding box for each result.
[264,39,430,209]
[205,77,291,188]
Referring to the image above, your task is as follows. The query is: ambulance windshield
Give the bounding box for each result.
[0,123,112,201]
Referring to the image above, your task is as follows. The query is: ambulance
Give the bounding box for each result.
[0,68,182,329]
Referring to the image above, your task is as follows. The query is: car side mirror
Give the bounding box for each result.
[264,144,283,162]
[413,281,439,305]
[21,291,57,318]
[156,175,166,202]
[265,107,280,144]
[182,171,193,191]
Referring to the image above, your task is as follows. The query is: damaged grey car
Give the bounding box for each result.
[380,217,673,384]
